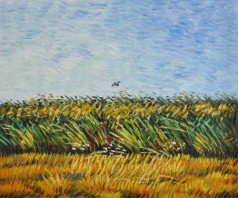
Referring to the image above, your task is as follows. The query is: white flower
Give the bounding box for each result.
[172,142,176,146]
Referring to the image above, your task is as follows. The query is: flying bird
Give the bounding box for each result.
[111,81,121,87]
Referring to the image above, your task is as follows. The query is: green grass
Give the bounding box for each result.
[0,94,237,157]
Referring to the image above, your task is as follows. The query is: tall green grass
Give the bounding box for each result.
[0,95,237,157]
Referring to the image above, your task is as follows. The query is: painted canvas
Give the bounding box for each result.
[0,0,237,197]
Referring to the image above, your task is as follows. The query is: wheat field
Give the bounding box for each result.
[0,153,237,197]
[0,95,237,197]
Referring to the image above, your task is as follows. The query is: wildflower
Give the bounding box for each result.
[88,128,93,133]
[103,137,108,141]
[170,141,178,149]
[99,123,106,129]
[172,142,177,147]
[116,137,121,141]
[89,142,95,149]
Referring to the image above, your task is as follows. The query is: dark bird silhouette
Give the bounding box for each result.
[111,81,121,87]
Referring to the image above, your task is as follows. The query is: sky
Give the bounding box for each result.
[0,0,238,101]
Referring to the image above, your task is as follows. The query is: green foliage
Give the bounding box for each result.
[0,95,237,157]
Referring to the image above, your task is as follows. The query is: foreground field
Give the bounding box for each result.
[0,153,237,197]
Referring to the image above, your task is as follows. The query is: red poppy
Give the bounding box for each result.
[116,137,121,141]
[89,141,95,149]
[88,128,93,133]
[99,123,106,129]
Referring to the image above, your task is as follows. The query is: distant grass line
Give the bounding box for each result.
[0,95,237,157]
[0,153,237,197]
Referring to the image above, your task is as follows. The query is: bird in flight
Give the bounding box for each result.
[111,81,121,87]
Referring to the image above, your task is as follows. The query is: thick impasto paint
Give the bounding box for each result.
[0,1,237,197]
[0,0,237,100]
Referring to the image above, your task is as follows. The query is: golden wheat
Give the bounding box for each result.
[0,153,237,197]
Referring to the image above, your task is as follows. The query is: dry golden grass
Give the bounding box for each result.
[0,153,237,197]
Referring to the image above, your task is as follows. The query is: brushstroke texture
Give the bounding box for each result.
[0,0,237,101]
[0,154,237,197]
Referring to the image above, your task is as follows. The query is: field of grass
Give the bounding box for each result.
[0,94,237,157]
[0,153,237,197]
[0,95,237,197]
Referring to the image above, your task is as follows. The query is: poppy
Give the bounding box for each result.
[99,123,106,129]
[88,128,93,133]
[89,141,95,147]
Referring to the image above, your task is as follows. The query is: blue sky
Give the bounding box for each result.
[0,0,237,101]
